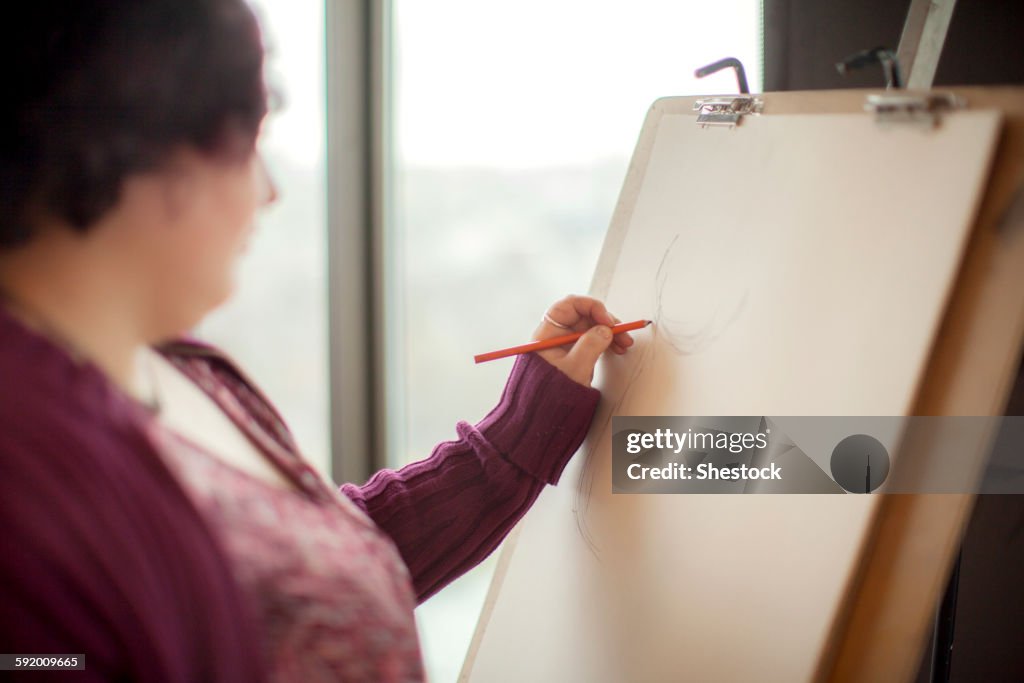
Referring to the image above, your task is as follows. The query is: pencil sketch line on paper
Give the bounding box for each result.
[572,234,683,557]
[654,232,748,356]
[571,350,649,559]
[572,231,749,556]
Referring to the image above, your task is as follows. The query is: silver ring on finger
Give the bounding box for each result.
[543,312,572,330]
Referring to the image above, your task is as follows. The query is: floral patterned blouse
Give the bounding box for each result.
[146,338,600,681]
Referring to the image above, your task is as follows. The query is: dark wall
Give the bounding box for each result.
[934,0,1024,86]
[763,0,910,90]
[946,494,1024,681]
[764,0,1024,91]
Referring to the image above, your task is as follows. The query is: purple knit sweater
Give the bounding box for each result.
[341,350,602,604]
[0,303,600,682]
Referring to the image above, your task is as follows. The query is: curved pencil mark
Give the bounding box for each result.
[572,234,681,558]
[658,289,748,356]
[572,351,650,559]
[652,234,680,342]
[653,231,748,356]
[572,230,750,556]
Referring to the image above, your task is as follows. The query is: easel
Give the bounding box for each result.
[813,6,1024,681]
[685,6,1020,679]
[897,3,967,681]
[897,0,957,91]
[460,2,1024,679]
[459,86,1024,683]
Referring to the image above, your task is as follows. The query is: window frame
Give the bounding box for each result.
[325,0,393,483]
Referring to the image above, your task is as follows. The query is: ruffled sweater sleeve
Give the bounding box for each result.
[339,352,600,604]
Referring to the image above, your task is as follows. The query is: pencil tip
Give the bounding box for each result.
[645,320,653,327]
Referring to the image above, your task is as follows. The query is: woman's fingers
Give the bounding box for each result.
[534,295,615,340]
[561,325,614,385]
[608,314,634,350]
[532,295,639,386]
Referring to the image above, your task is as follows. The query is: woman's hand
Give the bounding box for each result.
[532,295,636,387]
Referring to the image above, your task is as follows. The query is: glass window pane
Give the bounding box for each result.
[196,1,329,474]
[390,2,762,681]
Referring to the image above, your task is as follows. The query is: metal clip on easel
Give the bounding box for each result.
[692,57,762,129]
[838,46,964,128]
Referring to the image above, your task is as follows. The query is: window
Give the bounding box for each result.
[389,2,763,681]
[194,3,761,679]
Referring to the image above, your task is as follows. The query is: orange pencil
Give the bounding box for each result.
[474,319,652,364]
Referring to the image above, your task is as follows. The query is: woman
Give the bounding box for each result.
[0,1,635,681]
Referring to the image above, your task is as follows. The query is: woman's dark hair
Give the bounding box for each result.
[0,0,268,248]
